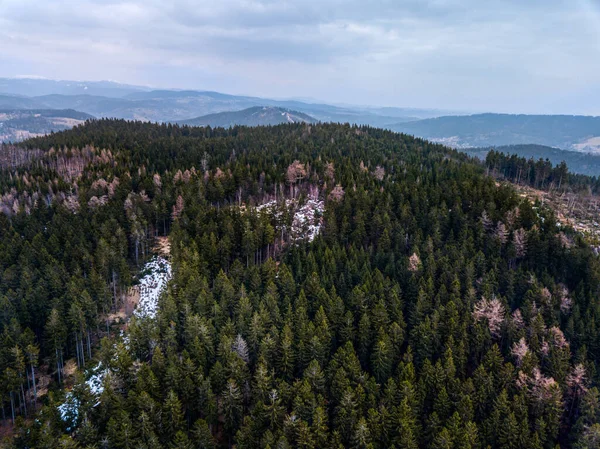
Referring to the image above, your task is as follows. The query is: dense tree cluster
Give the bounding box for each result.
[484,149,600,193]
[1,120,600,448]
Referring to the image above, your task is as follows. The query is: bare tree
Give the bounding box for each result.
[473,296,505,337]
[513,228,527,258]
[328,184,345,202]
[408,252,421,272]
[286,160,306,197]
[172,195,185,221]
[373,166,385,181]
[495,222,509,244]
[511,338,529,366]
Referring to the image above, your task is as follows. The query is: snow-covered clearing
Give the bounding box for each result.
[58,257,172,430]
[134,257,172,319]
[256,196,324,242]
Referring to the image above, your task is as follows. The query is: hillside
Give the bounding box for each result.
[466,144,600,177]
[0,109,94,142]
[2,120,600,448]
[179,106,317,127]
[392,113,600,152]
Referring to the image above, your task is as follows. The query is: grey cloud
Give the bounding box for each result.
[0,0,599,113]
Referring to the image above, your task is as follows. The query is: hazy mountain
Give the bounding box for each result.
[0,78,427,125]
[466,144,600,177]
[0,90,414,125]
[391,113,600,152]
[179,106,317,127]
[0,109,93,142]
[0,78,149,98]
[0,94,41,109]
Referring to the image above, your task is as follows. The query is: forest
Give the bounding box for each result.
[482,149,600,193]
[0,119,600,448]
[466,145,600,178]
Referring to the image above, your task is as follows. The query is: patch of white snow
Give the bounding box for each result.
[134,257,172,319]
[254,196,324,242]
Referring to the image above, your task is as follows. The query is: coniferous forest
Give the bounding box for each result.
[1,120,600,448]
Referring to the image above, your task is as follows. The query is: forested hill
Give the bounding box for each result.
[0,109,94,143]
[2,120,600,448]
[178,106,317,127]
[466,144,600,177]
[391,113,600,152]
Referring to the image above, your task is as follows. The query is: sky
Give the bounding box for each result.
[1,0,600,114]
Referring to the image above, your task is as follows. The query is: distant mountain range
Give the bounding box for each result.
[0,78,446,126]
[0,109,93,142]
[179,106,316,127]
[0,78,148,98]
[2,78,600,167]
[391,113,600,153]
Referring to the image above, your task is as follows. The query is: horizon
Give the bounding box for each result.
[3,75,600,119]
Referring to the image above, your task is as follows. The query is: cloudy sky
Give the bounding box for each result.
[1,0,599,114]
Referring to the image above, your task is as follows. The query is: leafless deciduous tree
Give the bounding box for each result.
[215,167,226,179]
[63,195,80,213]
[511,337,529,366]
[325,162,335,181]
[286,161,307,197]
[558,285,572,314]
[473,296,505,337]
[153,173,162,191]
[513,228,527,258]
[373,166,385,181]
[566,364,588,397]
[517,367,560,405]
[495,222,509,244]
[512,309,525,329]
[328,184,345,202]
[408,252,421,272]
[172,195,184,221]
[232,335,250,363]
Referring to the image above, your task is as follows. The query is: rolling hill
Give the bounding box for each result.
[391,113,600,152]
[465,144,600,177]
[0,109,94,142]
[179,106,317,127]
[0,78,445,125]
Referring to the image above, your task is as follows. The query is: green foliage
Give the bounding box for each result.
[2,120,600,448]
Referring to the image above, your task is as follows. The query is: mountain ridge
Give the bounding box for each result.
[392,113,600,152]
[178,106,317,127]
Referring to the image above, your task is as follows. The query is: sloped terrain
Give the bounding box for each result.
[179,106,317,127]
[0,109,94,142]
[392,113,600,152]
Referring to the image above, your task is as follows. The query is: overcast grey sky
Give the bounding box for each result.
[1,0,599,114]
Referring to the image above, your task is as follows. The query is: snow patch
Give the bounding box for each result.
[291,198,324,242]
[134,257,172,319]
[58,362,107,430]
[86,363,106,397]
[255,196,324,242]
[58,396,79,431]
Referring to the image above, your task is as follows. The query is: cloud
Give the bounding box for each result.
[0,0,599,113]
